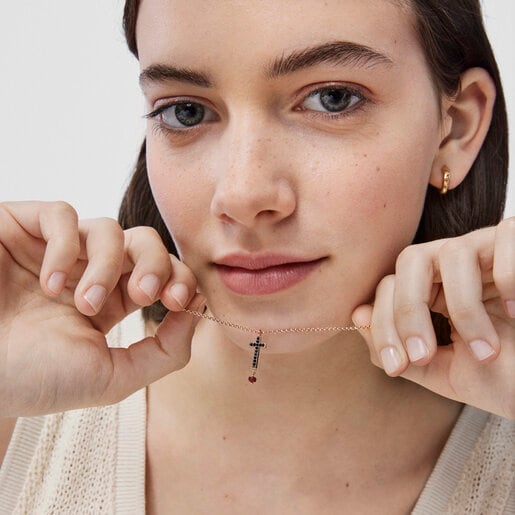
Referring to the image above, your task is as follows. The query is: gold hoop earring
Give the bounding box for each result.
[440,166,451,195]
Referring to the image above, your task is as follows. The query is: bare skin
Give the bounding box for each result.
[0,0,513,512]
[146,323,462,514]
[135,0,512,512]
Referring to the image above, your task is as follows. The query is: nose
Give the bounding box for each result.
[210,117,296,229]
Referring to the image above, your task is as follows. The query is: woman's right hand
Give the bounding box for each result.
[0,201,204,418]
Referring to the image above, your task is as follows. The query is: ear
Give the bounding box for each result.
[429,67,496,191]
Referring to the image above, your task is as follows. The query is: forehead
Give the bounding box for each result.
[136,0,420,73]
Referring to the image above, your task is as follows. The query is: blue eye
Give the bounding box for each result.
[302,87,363,113]
[146,101,216,129]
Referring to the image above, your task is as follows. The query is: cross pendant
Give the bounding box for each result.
[248,333,266,383]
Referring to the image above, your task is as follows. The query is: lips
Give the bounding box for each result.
[214,254,325,295]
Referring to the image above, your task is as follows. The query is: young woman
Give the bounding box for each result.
[0,0,513,513]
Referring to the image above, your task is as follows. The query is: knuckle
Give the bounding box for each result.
[125,226,168,257]
[394,300,426,319]
[376,273,395,293]
[395,245,421,270]
[98,254,124,274]
[447,302,479,323]
[49,200,78,222]
[126,225,161,242]
[98,217,124,237]
[438,239,467,262]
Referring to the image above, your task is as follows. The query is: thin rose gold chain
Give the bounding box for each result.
[183,308,370,334]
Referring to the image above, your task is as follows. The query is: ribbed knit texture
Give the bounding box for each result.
[2,399,513,514]
[447,414,514,513]
[0,390,146,514]
[412,406,514,514]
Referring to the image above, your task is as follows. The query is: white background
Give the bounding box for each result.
[0,0,513,219]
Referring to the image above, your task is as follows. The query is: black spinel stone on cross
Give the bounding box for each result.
[248,335,265,383]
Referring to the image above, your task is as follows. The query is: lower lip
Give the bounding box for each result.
[216,259,324,295]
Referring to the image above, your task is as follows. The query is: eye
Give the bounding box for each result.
[146,101,216,129]
[301,87,363,114]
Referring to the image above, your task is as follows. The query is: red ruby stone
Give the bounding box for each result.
[248,376,257,383]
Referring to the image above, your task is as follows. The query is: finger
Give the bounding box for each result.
[438,232,500,363]
[351,303,379,366]
[0,201,81,296]
[122,226,174,306]
[393,245,440,365]
[103,294,206,404]
[159,255,199,312]
[399,344,464,403]
[399,338,515,419]
[74,218,125,316]
[492,217,515,318]
[369,275,409,376]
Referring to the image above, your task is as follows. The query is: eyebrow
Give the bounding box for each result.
[139,64,213,89]
[139,41,393,89]
[266,41,393,78]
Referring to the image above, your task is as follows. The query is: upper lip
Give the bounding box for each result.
[213,253,323,270]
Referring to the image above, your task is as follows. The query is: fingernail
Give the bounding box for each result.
[84,284,107,312]
[170,283,189,308]
[505,300,515,318]
[47,272,67,294]
[380,346,402,375]
[406,336,429,362]
[469,339,495,361]
[139,274,160,300]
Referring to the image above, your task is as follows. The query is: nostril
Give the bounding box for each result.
[210,177,296,227]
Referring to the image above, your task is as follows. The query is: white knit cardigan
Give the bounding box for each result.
[0,323,513,514]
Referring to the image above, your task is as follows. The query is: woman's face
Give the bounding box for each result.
[136,0,444,345]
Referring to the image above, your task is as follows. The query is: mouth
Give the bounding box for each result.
[213,254,326,295]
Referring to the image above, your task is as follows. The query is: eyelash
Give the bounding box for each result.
[145,85,369,137]
[144,100,212,138]
[295,85,368,124]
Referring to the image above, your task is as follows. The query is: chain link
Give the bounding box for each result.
[183,308,370,334]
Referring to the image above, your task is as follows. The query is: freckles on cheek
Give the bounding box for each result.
[348,161,426,244]
[146,152,205,253]
[351,164,395,217]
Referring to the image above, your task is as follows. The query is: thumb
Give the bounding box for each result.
[104,295,206,404]
[398,344,462,402]
[351,303,380,366]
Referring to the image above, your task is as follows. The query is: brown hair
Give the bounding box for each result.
[119,0,509,341]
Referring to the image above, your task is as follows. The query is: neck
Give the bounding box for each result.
[147,318,463,498]
[149,318,459,434]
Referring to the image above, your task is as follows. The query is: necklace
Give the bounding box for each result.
[183,308,370,383]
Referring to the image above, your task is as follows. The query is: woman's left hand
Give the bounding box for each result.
[352,217,515,420]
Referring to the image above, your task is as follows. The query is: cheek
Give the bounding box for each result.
[146,140,210,258]
[303,128,437,285]
[355,158,429,225]
[303,136,432,224]
[354,158,428,264]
